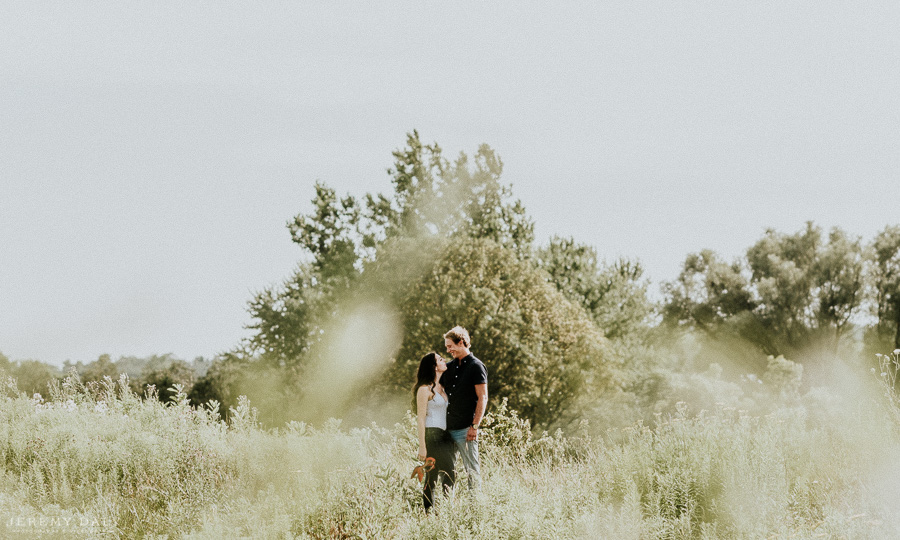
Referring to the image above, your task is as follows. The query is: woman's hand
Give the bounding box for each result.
[418,446,427,461]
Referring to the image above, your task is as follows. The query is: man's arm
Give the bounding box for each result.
[467,383,488,441]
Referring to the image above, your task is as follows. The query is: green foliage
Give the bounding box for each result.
[188,354,244,411]
[289,182,363,282]
[867,225,900,351]
[112,353,178,380]
[245,264,326,370]
[139,359,195,403]
[376,237,612,429]
[241,133,612,428]
[0,372,234,536]
[187,354,301,426]
[244,132,535,372]
[536,236,654,341]
[0,351,11,371]
[747,224,865,350]
[664,222,866,360]
[78,354,119,384]
[373,131,535,255]
[662,249,755,333]
[5,359,61,397]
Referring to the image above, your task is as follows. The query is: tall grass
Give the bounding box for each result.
[1,357,899,538]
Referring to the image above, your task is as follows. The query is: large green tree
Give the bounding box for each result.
[372,237,613,428]
[663,222,865,359]
[233,132,623,427]
[244,131,534,372]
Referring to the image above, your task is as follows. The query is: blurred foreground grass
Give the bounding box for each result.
[2,355,900,539]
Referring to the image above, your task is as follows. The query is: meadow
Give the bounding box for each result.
[1,351,899,539]
[5,134,898,538]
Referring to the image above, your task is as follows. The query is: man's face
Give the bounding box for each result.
[445,338,467,360]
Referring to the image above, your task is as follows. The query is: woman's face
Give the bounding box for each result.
[435,355,447,373]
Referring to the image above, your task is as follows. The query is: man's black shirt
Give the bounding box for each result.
[444,353,487,430]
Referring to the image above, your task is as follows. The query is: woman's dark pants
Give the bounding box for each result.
[423,427,455,510]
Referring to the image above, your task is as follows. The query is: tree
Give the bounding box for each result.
[188,353,248,411]
[79,353,119,383]
[114,353,180,381]
[233,132,628,427]
[536,236,654,341]
[187,352,301,425]
[747,224,864,353]
[245,263,332,372]
[289,182,363,282]
[662,249,758,341]
[139,359,195,403]
[11,360,60,397]
[867,225,900,351]
[375,237,613,428]
[244,132,535,371]
[365,131,534,255]
[663,222,865,359]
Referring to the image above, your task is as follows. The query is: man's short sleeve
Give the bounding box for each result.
[473,362,487,385]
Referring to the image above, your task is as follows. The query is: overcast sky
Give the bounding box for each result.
[2,2,899,366]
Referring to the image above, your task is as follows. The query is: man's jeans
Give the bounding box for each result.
[448,428,481,490]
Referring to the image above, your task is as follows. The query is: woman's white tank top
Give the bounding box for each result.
[424,390,448,430]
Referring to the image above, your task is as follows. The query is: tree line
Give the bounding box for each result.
[4,132,898,429]
[663,222,900,364]
[0,352,211,403]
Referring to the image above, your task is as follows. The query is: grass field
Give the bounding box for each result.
[2,353,900,539]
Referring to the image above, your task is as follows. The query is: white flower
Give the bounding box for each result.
[893,349,900,355]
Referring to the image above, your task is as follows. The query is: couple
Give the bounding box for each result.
[414,326,488,510]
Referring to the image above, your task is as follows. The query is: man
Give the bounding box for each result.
[442,326,487,490]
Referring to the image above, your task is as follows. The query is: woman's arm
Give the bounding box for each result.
[416,385,429,460]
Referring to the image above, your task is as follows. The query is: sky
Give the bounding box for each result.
[2,1,899,366]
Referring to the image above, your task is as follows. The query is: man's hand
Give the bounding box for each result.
[471,383,487,442]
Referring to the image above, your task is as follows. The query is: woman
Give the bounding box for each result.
[414,352,455,510]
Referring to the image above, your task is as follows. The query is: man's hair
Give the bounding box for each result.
[443,326,471,348]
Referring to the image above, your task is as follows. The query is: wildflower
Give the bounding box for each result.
[894,349,900,355]
[882,373,888,377]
